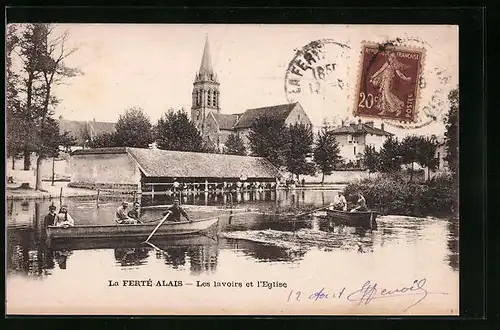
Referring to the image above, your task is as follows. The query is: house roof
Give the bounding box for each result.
[72,147,128,155]
[330,123,394,136]
[126,148,281,179]
[210,113,241,130]
[59,118,116,145]
[233,102,298,129]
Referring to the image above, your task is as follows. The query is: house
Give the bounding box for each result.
[190,37,312,152]
[329,119,394,163]
[58,116,116,149]
[68,147,282,192]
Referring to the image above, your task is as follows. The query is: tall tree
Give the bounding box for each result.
[363,145,380,175]
[155,110,205,152]
[224,133,247,156]
[115,107,154,148]
[313,127,341,184]
[417,136,439,180]
[284,123,315,181]
[248,115,289,169]
[444,87,459,179]
[400,135,421,182]
[378,137,402,173]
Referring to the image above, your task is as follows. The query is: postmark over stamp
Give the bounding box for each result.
[354,42,425,124]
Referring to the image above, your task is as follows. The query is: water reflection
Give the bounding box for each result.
[222,238,306,263]
[114,248,150,267]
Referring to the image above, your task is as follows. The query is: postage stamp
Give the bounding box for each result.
[353,42,426,124]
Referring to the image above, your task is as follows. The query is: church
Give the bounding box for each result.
[190,37,312,153]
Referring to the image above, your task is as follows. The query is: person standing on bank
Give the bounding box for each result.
[44,205,58,227]
[162,199,192,222]
[127,202,143,223]
[350,192,368,212]
[55,205,75,228]
[115,201,138,224]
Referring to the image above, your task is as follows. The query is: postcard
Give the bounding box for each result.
[6,23,459,315]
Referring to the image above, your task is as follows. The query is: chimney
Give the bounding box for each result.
[366,121,374,128]
[59,115,63,120]
[381,123,385,131]
[357,118,362,130]
[93,118,96,122]
[341,120,345,126]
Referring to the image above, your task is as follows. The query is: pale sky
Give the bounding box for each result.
[16,24,459,137]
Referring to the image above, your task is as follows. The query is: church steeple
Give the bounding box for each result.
[191,36,220,132]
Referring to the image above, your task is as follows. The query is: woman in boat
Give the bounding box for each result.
[350,192,368,212]
[55,205,75,228]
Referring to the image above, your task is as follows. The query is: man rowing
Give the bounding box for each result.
[115,201,139,224]
[162,199,192,222]
[127,202,143,223]
[331,191,348,211]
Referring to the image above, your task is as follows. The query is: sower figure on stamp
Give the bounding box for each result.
[162,199,192,222]
[370,52,412,116]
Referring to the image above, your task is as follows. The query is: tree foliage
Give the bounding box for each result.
[248,115,290,168]
[313,127,341,183]
[444,87,459,178]
[115,107,154,148]
[224,133,247,156]
[363,145,380,174]
[378,137,403,173]
[155,110,205,152]
[285,123,315,179]
[88,132,118,149]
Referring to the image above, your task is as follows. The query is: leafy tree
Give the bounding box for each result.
[444,87,459,179]
[417,136,439,180]
[313,127,341,184]
[285,123,315,181]
[115,107,154,148]
[400,135,421,182]
[248,115,290,168]
[363,145,380,175]
[88,132,118,148]
[224,133,247,156]
[400,135,439,182]
[155,110,205,152]
[378,137,403,173]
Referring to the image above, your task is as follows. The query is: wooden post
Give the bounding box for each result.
[59,187,63,207]
[51,157,55,186]
[204,179,209,192]
[96,188,100,208]
[133,191,137,203]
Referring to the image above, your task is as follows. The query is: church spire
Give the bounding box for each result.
[199,36,214,76]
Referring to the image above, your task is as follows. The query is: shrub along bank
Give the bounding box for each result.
[343,173,458,218]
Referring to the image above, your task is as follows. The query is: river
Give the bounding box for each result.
[6,189,459,315]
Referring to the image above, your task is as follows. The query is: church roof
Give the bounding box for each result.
[211,113,241,130]
[233,102,299,129]
[330,122,394,136]
[59,118,116,145]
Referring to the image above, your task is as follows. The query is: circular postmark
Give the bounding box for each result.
[285,39,351,120]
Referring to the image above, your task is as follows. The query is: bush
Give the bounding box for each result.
[343,173,456,217]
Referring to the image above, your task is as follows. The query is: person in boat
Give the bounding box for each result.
[162,199,191,222]
[350,192,368,212]
[331,191,348,211]
[115,201,139,224]
[44,205,58,227]
[127,202,143,223]
[55,204,75,228]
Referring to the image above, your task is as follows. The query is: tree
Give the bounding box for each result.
[363,145,380,175]
[248,115,289,168]
[400,135,439,182]
[444,87,459,179]
[115,107,154,148]
[417,136,439,180]
[284,123,315,181]
[155,110,205,152]
[400,135,421,182]
[378,137,403,173]
[88,132,118,148]
[224,133,247,156]
[313,127,341,184]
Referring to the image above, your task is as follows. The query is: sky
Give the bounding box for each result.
[14,24,458,138]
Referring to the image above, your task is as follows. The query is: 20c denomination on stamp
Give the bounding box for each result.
[354,42,426,124]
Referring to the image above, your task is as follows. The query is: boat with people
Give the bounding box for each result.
[326,209,378,229]
[46,217,219,241]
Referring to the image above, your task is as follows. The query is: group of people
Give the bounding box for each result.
[114,199,191,225]
[330,191,368,213]
[44,204,75,228]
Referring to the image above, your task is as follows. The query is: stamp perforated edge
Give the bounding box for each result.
[352,41,427,127]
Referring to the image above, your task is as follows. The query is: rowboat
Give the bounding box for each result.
[326,208,378,229]
[46,217,219,240]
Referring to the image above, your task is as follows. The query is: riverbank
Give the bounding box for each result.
[6,182,101,201]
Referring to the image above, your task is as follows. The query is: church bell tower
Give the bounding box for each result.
[191,37,220,132]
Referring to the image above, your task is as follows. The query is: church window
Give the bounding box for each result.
[196,110,200,120]
[208,91,212,107]
[213,91,217,107]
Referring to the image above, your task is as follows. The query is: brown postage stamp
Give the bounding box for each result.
[354,42,426,123]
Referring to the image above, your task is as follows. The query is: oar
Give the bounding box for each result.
[294,205,331,218]
[144,211,171,243]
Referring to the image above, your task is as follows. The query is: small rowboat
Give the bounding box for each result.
[46,217,219,241]
[326,209,378,229]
